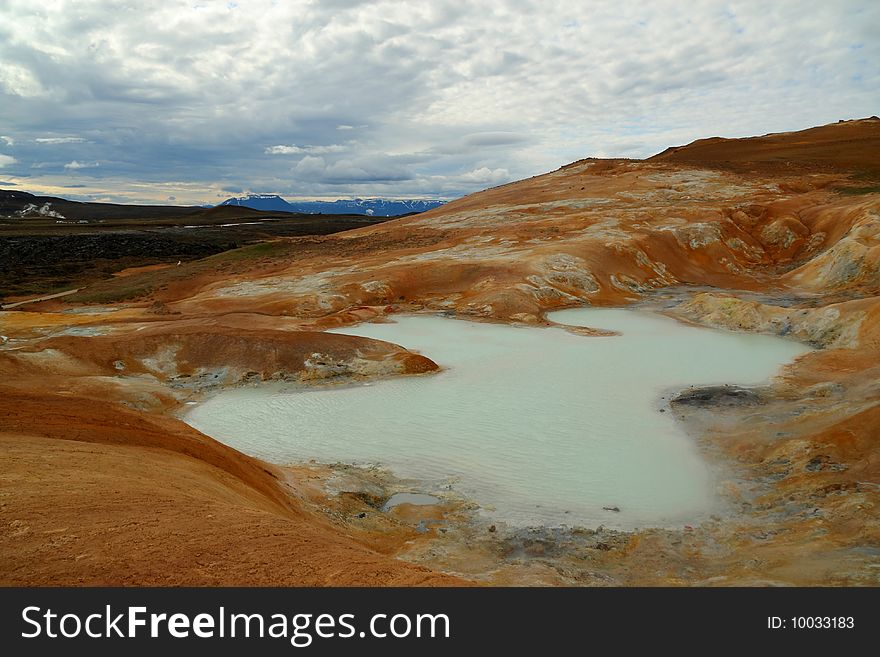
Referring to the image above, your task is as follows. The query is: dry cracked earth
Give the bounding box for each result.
[2,118,879,586]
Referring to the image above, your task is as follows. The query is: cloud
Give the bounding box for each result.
[0,62,43,97]
[458,167,512,185]
[293,155,326,177]
[1,136,14,146]
[462,132,529,148]
[64,160,100,170]
[294,153,414,184]
[0,154,17,167]
[265,144,347,155]
[35,136,86,144]
[0,0,877,204]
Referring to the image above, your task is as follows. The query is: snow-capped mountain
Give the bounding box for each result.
[218,194,444,216]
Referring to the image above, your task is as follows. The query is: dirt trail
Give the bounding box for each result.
[1,288,80,309]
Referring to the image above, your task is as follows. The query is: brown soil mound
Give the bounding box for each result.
[0,389,461,585]
[649,117,880,177]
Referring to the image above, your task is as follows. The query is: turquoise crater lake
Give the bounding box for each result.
[183,308,811,529]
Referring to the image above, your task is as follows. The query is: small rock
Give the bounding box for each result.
[603,506,620,512]
[806,455,831,472]
[671,385,763,408]
[488,524,496,533]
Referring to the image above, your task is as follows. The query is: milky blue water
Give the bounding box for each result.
[184,309,810,529]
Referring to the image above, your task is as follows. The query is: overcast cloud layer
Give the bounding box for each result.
[0,0,877,204]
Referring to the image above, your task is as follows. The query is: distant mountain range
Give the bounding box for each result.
[218,194,444,216]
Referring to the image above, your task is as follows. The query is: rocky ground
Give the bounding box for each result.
[1,118,878,585]
[0,194,387,300]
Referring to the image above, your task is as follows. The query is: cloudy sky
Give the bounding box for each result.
[0,0,877,205]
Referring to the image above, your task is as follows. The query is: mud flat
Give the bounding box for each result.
[184,309,810,530]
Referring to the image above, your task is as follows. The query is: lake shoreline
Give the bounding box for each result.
[177,298,822,584]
